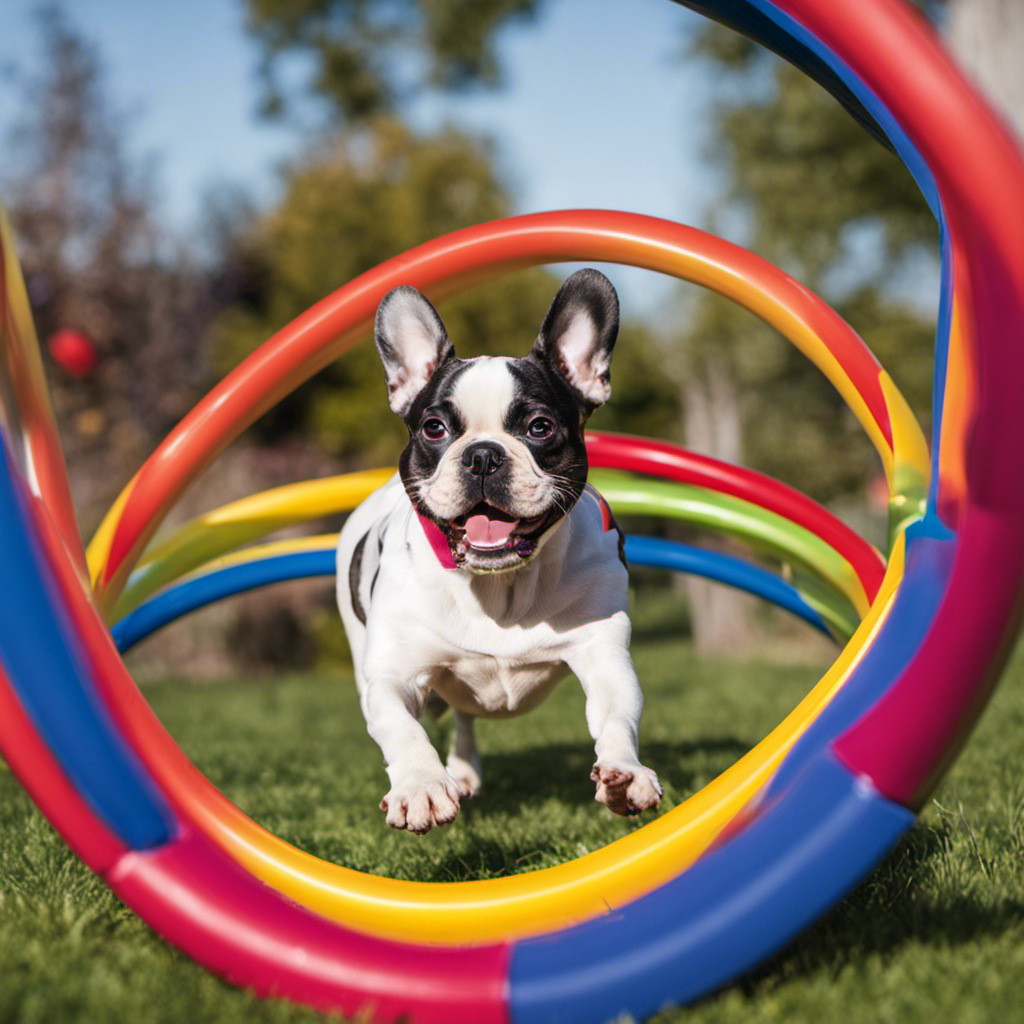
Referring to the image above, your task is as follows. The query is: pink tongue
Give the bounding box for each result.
[465,514,518,548]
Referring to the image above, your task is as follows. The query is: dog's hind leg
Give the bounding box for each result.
[446,710,482,797]
[422,690,449,721]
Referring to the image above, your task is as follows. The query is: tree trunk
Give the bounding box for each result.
[680,352,751,655]
[947,0,1024,138]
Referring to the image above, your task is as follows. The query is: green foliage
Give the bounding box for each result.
[220,1,678,478]
[212,119,677,466]
[683,20,942,503]
[213,119,522,462]
[245,0,539,122]
[682,287,934,503]
[594,319,681,441]
[690,14,943,285]
[2,636,1023,1021]
[710,61,936,286]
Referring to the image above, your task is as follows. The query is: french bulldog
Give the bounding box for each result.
[336,268,662,834]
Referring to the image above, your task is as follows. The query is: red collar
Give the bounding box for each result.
[416,513,459,568]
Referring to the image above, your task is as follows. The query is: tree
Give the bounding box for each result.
[2,6,212,531]
[212,117,676,468]
[671,0,1024,653]
[205,2,681,671]
[205,114,677,672]
[683,14,944,493]
[684,0,1023,508]
[947,0,1024,137]
[244,0,541,123]
[663,8,953,652]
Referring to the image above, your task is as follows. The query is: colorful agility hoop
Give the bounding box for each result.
[73,202,923,955]
[1,1,1024,1022]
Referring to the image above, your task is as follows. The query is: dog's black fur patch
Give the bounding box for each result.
[528,267,619,415]
[397,359,471,529]
[380,270,619,559]
[349,529,371,625]
[504,357,590,506]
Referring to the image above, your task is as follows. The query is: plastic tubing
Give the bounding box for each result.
[111,532,836,656]
[2,1,1024,1019]
[71,207,929,946]
[87,210,929,612]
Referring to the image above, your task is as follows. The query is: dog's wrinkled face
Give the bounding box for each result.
[374,269,619,573]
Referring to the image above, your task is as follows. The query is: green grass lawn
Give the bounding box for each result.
[2,636,1023,1024]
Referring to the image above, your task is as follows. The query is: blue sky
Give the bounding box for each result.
[0,0,719,315]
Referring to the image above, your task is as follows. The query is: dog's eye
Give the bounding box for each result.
[422,418,447,440]
[527,417,555,440]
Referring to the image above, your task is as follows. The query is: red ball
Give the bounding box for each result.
[48,329,98,378]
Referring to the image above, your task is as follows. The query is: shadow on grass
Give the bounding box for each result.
[462,735,751,817]
[731,823,1024,998]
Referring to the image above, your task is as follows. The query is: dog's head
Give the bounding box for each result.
[373,268,619,573]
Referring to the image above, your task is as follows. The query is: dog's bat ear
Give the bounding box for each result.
[374,286,454,416]
[529,268,619,409]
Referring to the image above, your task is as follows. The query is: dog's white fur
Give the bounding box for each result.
[414,359,557,522]
[336,467,661,834]
[337,274,660,834]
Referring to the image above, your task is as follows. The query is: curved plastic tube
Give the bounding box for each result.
[8,467,908,950]
[111,534,834,657]
[2,0,1023,1015]
[113,547,339,653]
[107,436,882,626]
[586,432,887,599]
[88,210,929,611]
[0,212,86,573]
[108,460,868,627]
[592,470,867,617]
[109,469,394,623]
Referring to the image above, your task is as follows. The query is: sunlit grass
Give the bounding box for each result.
[2,636,1022,1023]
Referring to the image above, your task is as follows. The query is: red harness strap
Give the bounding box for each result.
[416,512,459,569]
[584,484,615,533]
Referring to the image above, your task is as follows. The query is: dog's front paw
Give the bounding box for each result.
[446,751,482,798]
[591,762,662,816]
[380,769,462,834]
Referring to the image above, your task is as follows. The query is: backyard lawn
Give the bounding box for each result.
[2,634,1023,1023]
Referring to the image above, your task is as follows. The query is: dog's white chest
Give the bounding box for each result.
[429,654,567,718]
[423,586,573,717]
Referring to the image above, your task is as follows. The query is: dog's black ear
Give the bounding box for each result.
[529,268,619,409]
[374,286,454,416]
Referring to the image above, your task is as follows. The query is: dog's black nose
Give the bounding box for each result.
[462,440,505,477]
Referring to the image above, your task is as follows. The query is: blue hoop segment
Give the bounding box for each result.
[1,1,1023,1022]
